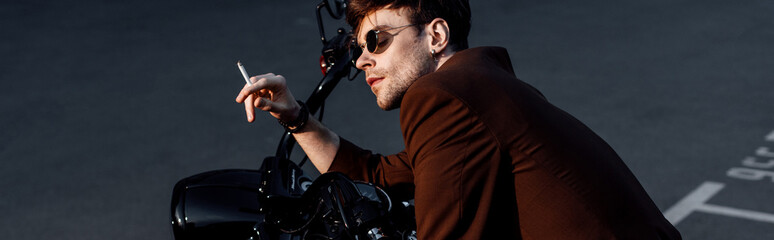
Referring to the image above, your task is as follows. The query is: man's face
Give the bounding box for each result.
[354,8,434,110]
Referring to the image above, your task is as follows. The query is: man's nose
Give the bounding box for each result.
[356,50,375,70]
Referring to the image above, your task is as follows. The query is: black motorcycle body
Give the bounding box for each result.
[171,157,416,240]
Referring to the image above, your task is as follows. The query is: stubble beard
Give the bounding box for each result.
[374,41,435,110]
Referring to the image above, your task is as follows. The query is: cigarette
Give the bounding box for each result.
[237,61,252,85]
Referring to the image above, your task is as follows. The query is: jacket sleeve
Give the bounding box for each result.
[327,137,415,200]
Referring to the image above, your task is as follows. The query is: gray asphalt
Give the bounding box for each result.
[1,0,773,239]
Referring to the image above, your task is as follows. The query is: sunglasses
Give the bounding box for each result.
[350,24,418,64]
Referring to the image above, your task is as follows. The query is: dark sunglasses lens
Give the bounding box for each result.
[366,30,378,53]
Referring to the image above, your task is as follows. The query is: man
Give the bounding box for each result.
[236,0,681,239]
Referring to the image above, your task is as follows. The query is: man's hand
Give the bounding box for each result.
[234,73,340,173]
[235,73,300,123]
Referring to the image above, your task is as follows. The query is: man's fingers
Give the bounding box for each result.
[257,89,271,98]
[254,97,276,111]
[236,83,253,103]
[236,75,280,102]
[245,76,276,92]
[244,94,256,122]
[248,73,274,84]
[235,73,291,123]
[240,78,277,101]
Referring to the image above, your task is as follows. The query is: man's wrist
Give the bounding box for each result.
[278,100,309,133]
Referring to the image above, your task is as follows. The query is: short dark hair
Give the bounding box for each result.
[346,0,471,51]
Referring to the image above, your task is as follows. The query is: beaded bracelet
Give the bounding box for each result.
[278,100,309,133]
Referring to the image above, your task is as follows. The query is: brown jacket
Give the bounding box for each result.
[328,47,681,239]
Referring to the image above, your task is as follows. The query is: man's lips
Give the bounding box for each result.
[366,77,384,87]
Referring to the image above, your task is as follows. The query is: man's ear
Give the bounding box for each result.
[425,18,450,53]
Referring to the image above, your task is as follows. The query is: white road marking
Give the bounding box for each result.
[743,156,774,169]
[699,204,774,224]
[664,181,724,224]
[755,146,774,158]
[727,167,774,182]
[664,181,774,225]
[766,130,774,142]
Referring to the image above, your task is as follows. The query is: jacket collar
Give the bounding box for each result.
[437,46,515,75]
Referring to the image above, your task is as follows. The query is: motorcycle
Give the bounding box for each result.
[170,1,417,239]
